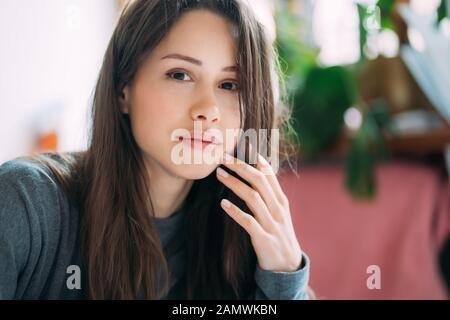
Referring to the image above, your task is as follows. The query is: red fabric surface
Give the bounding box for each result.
[279,161,450,299]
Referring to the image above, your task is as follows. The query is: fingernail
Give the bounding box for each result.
[216,167,228,178]
[221,199,231,208]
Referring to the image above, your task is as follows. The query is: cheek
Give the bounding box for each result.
[220,105,242,153]
[222,110,241,132]
[220,95,241,126]
[134,80,184,114]
[128,86,182,149]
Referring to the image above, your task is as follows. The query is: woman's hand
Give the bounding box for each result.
[216,148,303,273]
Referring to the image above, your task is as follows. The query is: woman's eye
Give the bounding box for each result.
[166,71,192,81]
[220,82,239,92]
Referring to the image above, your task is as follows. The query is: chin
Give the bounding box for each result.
[171,162,219,180]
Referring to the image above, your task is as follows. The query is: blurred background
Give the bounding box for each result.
[0,0,449,299]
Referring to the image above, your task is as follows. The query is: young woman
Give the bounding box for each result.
[0,0,310,300]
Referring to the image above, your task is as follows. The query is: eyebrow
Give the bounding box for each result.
[161,53,239,73]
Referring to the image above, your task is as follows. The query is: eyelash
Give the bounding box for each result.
[165,70,240,92]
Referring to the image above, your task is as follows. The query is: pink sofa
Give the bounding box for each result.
[279,160,450,299]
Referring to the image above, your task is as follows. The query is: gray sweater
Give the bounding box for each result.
[0,158,310,300]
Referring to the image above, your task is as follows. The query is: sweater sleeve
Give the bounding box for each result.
[0,159,63,299]
[250,252,311,300]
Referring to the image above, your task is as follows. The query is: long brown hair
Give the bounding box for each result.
[26,0,297,299]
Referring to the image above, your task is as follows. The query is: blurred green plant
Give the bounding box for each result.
[357,0,395,63]
[437,0,448,26]
[345,100,390,198]
[275,0,448,199]
[274,0,317,94]
[274,0,393,200]
[291,66,356,157]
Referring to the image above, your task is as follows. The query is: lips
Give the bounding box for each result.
[177,131,222,145]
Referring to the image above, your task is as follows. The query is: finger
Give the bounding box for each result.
[220,198,267,239]
[222,153,282,215]
[253,150,288,207]
[248,143,285,201]
[216,167,274,231]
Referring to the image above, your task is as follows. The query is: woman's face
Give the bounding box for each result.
[121,9,242,180]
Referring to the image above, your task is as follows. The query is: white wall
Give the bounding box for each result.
[0,0,117,164]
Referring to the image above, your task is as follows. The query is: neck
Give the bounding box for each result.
[145,161,193,219]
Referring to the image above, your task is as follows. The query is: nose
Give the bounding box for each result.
[190,93,220,125]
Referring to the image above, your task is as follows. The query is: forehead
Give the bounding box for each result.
[152,10,238,66]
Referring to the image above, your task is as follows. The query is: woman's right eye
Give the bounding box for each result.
[166,71,192,81]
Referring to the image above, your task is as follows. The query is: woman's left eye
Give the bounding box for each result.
[220,82,239,92]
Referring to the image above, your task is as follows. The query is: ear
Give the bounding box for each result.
[119,85,131,114]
